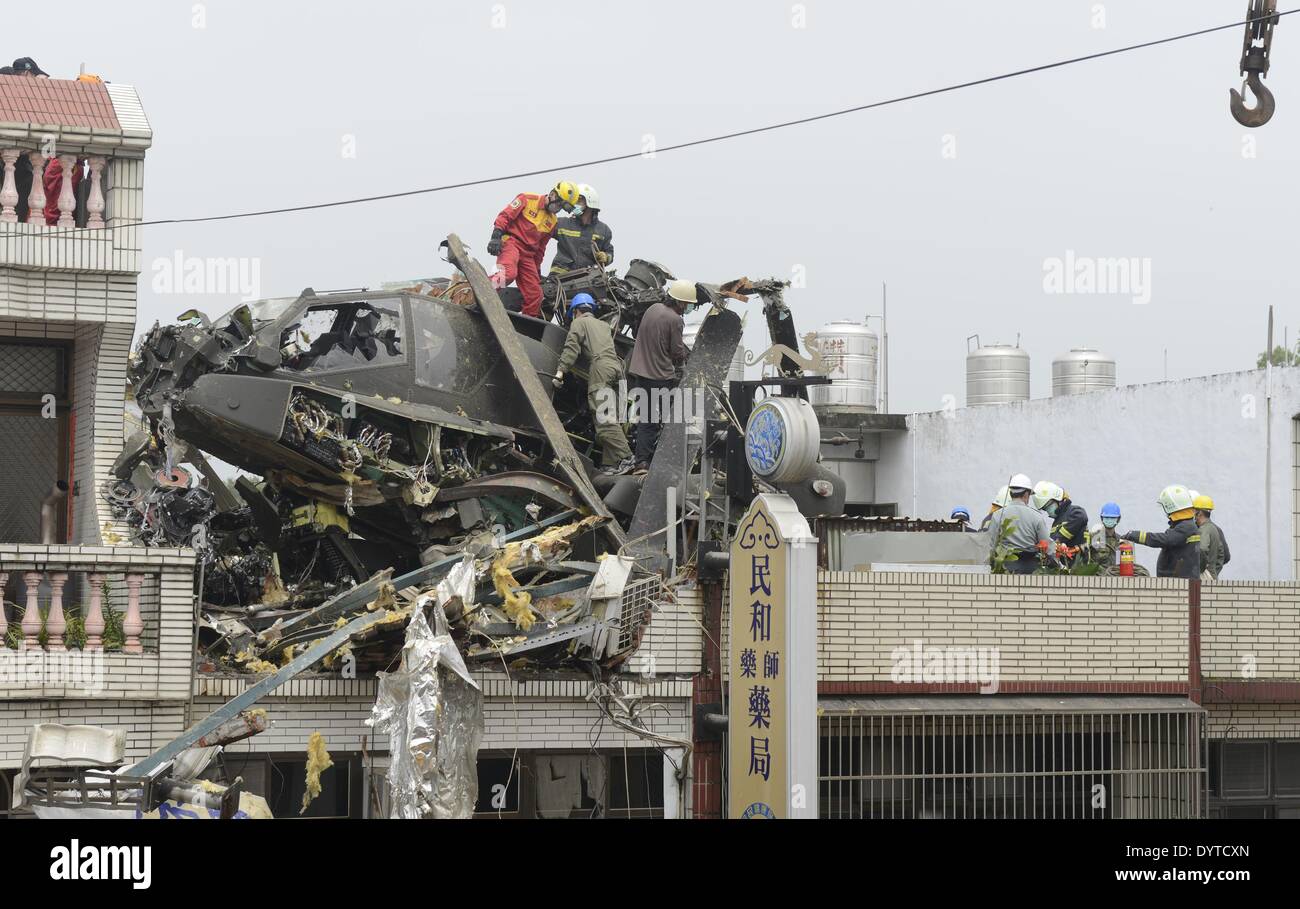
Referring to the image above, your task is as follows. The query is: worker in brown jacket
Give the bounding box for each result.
[627,280,692,472]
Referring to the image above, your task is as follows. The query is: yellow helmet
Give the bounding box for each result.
[553,181,581,207]
[1193,494,1215,512]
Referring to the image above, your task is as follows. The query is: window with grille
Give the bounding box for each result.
[0,343,66,399]
[1208,738,1300,818]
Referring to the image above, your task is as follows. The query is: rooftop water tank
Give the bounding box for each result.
[966,337,1030,406]
[683,320,745,385]
[1052,347,1117,396]
[808,320,879,411]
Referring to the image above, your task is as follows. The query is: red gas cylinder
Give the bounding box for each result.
[1118,541,1135,577]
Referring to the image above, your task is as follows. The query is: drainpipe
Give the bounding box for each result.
[39,481,69,544]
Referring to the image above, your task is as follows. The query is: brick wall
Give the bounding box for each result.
[721,572,1192,685]
[1206,703,1300,738]
[622,582,704,676]
[1202,581,1300,681]
[194,670,691,757]
[0,545,195,701]
[0,698,187,768]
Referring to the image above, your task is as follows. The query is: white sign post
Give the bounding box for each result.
[728,493,818,818]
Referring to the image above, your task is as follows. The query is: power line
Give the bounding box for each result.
[47,7,1300,234]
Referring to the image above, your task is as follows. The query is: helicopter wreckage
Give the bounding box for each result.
[106,234,845,680]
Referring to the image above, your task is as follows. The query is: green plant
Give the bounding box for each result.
[102,603,125,651]
[63,611,87,650]
[989,516,1017,574]
[4,624,20,650]
[1257,345,1300,368]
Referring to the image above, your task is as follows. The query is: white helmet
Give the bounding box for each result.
[1031,480,1064,511]
[1157,484,1194,516]
[991,485,1011,508]
[576,183,600,211]
[1008,473,1033,494]
[666,279,698,306]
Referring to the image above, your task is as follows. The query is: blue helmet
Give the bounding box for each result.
[568,292,595,318]
[1100,502,1121,520]
[951,506,971,521]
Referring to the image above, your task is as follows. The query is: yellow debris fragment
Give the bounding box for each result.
[492,557,534,630]
[366,582,397,612]
[301,731,334,815]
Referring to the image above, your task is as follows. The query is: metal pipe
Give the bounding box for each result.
[39,481,69,544]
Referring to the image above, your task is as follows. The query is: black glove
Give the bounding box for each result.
[1122,531,1137,543]
[487,228,504,257]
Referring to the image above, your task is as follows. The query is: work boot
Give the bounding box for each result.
[600,456,635,476]
[633,462,650,475]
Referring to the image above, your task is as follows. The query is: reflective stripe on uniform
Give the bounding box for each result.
[1058,526,1074,540]
[1138,531,1147,543]
[1187,534,1201,543]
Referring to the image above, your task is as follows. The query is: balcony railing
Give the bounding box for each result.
[0,568,147,652]
[0,149,106,229]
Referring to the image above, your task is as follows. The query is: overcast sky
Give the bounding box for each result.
[12,0,1298,412]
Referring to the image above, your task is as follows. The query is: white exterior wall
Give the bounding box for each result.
[877,369,1300,580]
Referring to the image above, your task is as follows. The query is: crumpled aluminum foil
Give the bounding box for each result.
[367,599,483,818]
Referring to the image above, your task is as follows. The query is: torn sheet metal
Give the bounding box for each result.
[368,602,483,819]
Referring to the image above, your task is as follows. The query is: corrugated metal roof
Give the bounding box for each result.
[819,695,1202,715]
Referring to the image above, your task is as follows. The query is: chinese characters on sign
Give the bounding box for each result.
[729,499,787,816]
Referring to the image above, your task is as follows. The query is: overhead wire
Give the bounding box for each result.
[35,7,1298,239]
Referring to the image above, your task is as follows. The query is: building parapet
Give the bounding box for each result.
[0,544,194,701]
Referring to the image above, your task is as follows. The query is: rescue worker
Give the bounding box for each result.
[951,507,972,531]
[627,279,691,472]
[1193,494,1231,580]
[548,183,614,276]
[553,293,634,474]
[487,181,581,318]
[1121,485,1202,579]
[979,486,1011,532]
[988,474,1053,574]
[1032,481,1088,565]
[1091,501,1123,565]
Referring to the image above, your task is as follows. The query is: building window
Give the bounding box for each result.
[0,340,71,543]
[217,752,361,819]
[1208,739,1300,819]
[469,751,666,819]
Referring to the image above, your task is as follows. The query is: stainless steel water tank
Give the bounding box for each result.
[683,320,745,384]
[966,342,1031,405]
[1052,347,1117,396]
[808,320,879,410]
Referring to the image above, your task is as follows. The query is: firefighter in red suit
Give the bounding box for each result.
[486,181,580,317]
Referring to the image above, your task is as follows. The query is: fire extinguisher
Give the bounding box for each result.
[1118,541,1135,577]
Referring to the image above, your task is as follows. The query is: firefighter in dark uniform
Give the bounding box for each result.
[548,183,613,276]
[1032,481,1088,565]
[1122,485,1202,579]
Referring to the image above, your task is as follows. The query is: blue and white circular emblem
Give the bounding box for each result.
[745,404,786,477]
[741,801,776,819]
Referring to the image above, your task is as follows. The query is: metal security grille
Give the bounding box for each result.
[0,413,60,543]
[820,698,1207,819]
[617,572,662,654]
[0,344,64,397]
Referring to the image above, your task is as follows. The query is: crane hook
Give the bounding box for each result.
[1231,70,1276,127]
